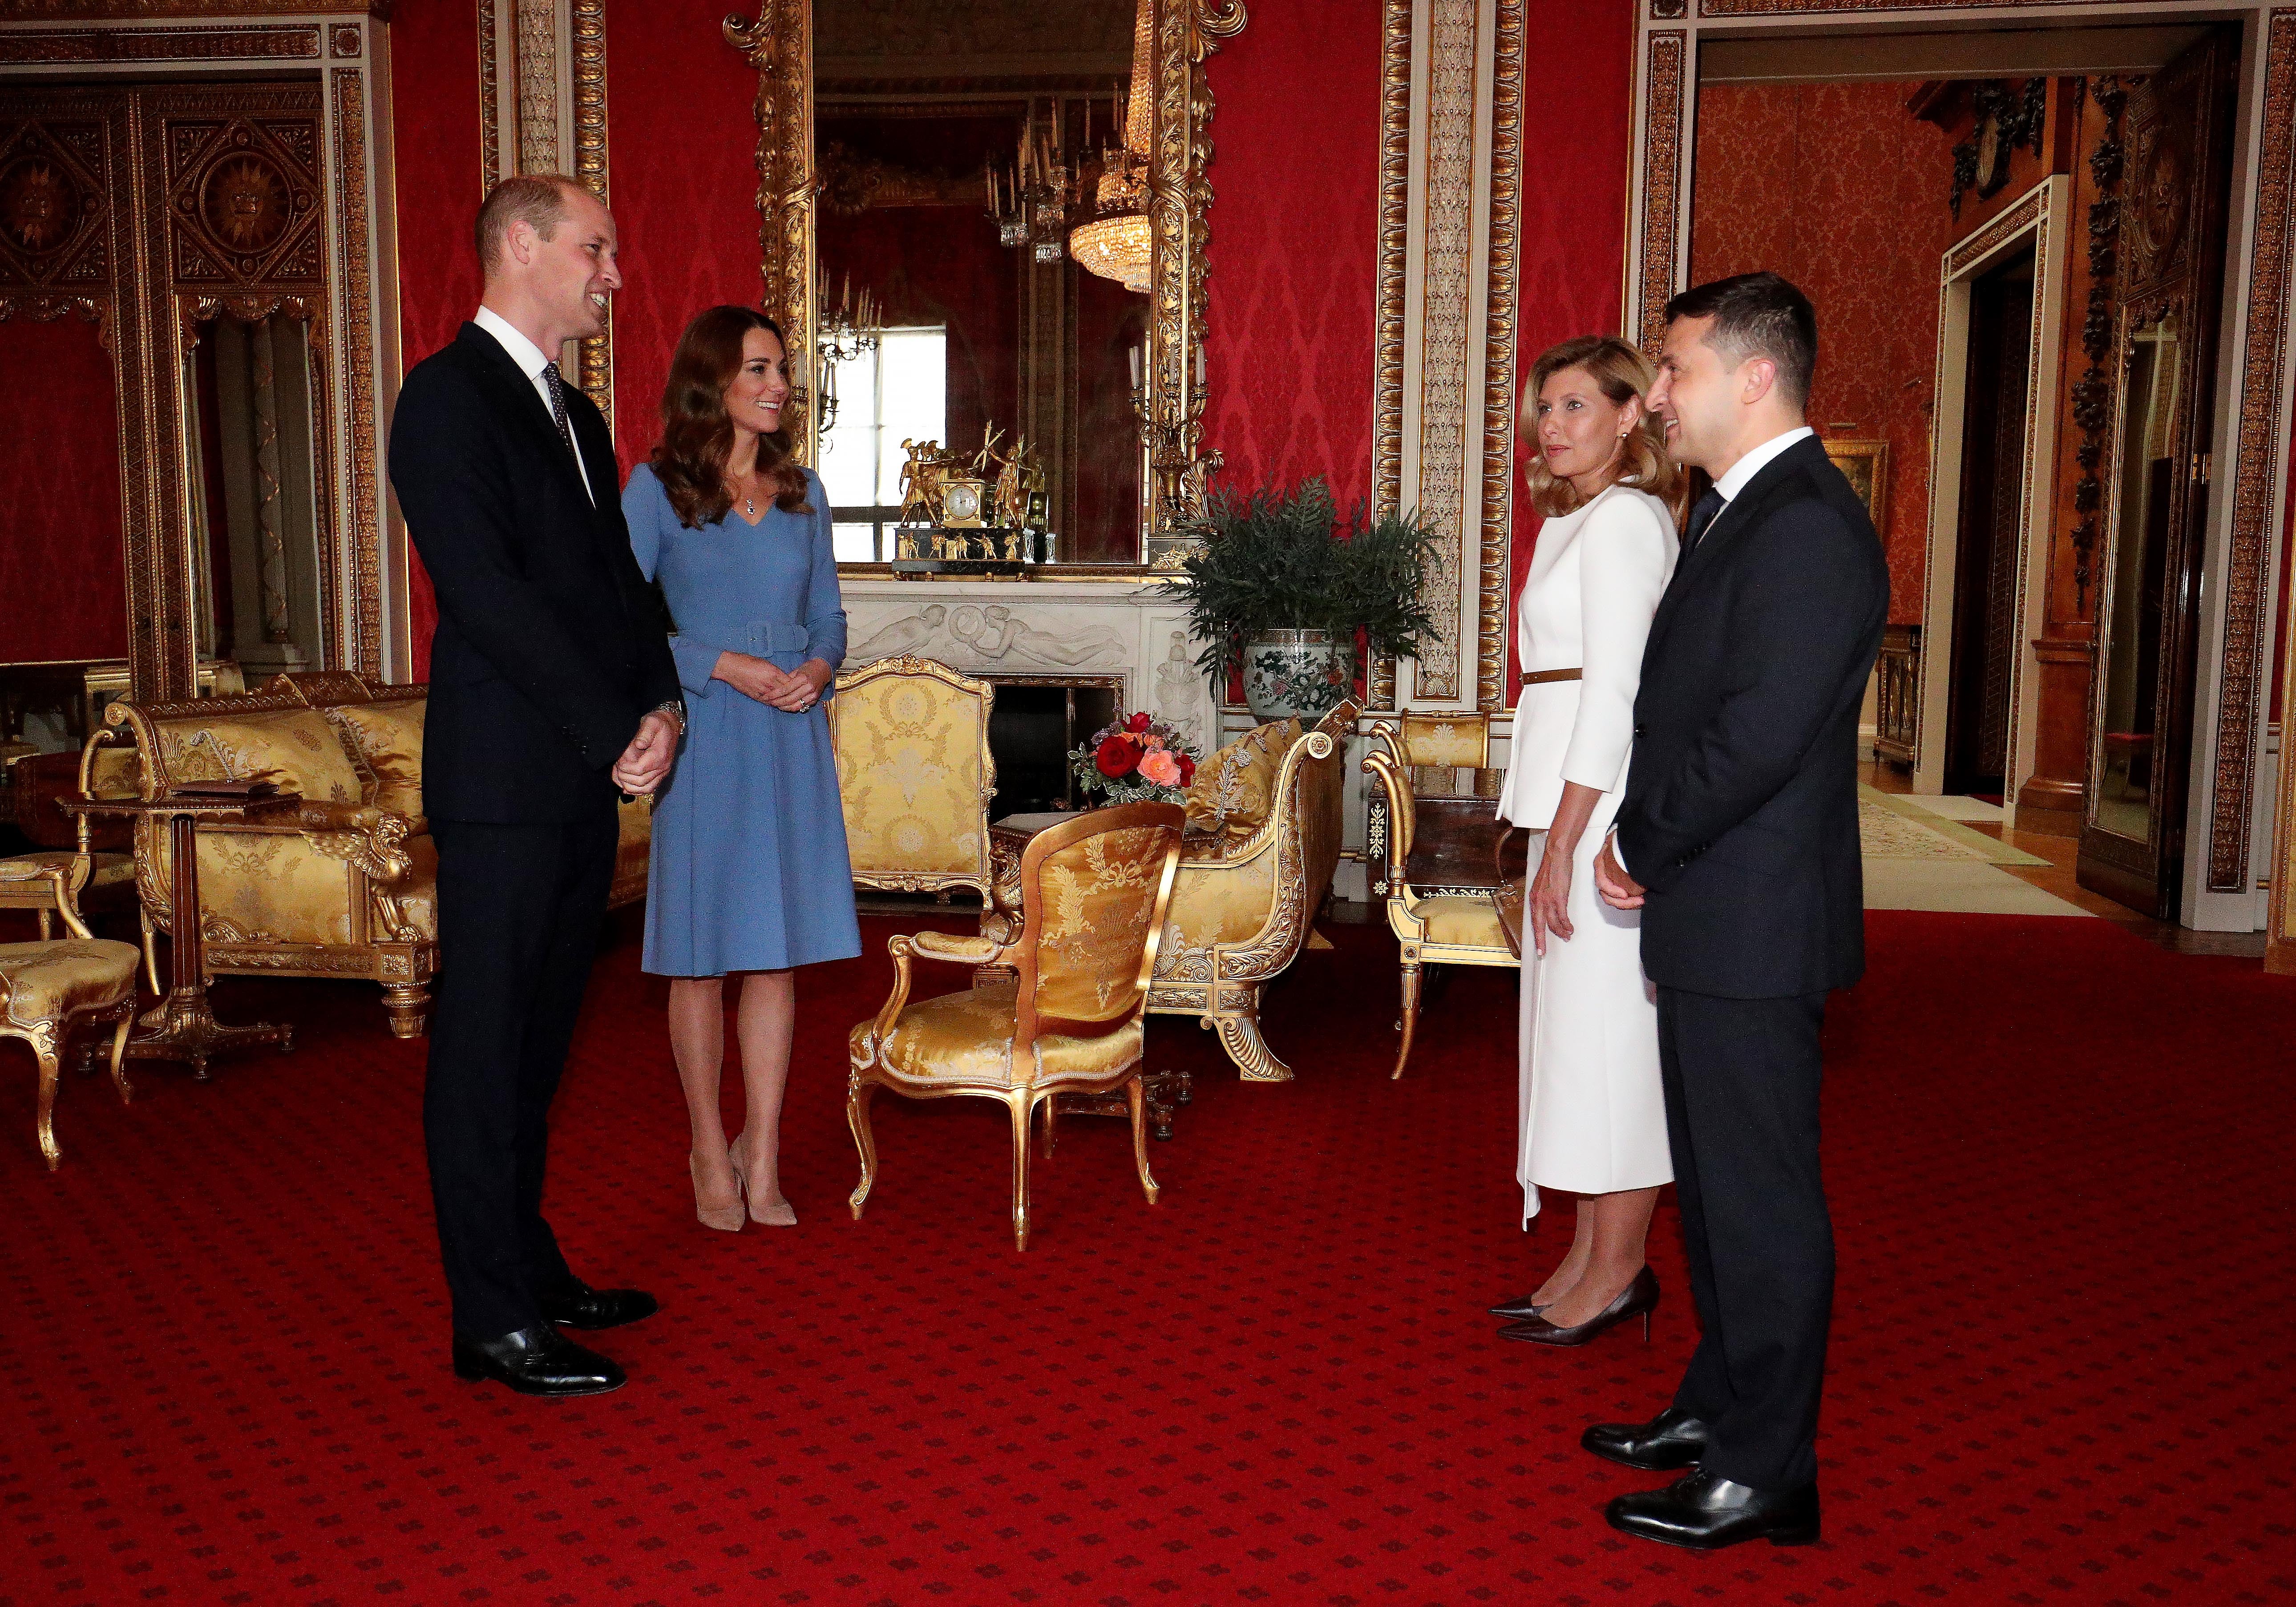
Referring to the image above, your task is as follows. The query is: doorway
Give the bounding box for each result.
[1944,246,2036,799]
[2077,30,2239,919]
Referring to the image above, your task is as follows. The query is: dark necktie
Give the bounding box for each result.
[1682,488,1724,558]
[541,359,590,502]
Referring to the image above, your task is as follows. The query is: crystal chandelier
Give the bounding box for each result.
[1069,0,1153,294]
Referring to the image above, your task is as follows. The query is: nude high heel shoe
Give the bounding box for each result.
[691,1148,746,1232]
[729,1130,797,1227]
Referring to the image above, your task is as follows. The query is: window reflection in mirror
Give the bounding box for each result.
[2094,310,2182,843]
[823,324,948,561]
[184,312,327,679]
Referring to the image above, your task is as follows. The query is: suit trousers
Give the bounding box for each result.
[1656,985,1833,1491]
[424,798,619,1338]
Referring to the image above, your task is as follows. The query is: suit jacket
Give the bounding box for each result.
[389,321,681,824]
[1613,434,1888,998]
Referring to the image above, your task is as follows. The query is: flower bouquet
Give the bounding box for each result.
[1069,711,1202,806]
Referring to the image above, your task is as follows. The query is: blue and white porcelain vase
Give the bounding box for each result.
[1241,629,1350,723]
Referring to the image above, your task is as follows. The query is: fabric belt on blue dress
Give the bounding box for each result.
[745,621,809,656]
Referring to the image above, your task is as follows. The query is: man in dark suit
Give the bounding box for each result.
[1588,272,1888,1547]
[388,174,684,1398]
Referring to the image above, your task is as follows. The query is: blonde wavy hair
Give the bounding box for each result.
[1520,335,1687,526]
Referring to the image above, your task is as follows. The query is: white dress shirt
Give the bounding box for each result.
[1609,424,1813,880]
[473,304,592,501]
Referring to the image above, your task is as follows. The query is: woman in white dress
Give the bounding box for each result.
[1489,336,1685,1348]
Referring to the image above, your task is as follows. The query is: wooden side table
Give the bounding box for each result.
[57,792,299,1078]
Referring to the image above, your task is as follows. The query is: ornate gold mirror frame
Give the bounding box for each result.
[723,0,1244,572]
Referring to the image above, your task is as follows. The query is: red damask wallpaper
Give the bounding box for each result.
[1507,0,1637,699]
[0,318,128,662]
[387,0,485,679]
[1691,81,1960,626]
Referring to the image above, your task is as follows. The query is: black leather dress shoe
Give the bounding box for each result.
[1488,1292,1551,1320]
[1605,1470,1819,1550]
[452,1325,627,1397]
[537,1280,659,1331]
[1581,1406,1708,1470]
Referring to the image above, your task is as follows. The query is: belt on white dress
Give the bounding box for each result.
[1520,667,1582,685]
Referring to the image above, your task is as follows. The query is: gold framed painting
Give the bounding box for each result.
[1823,438,1888,532]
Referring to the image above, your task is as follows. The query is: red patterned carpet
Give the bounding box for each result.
[1,907,2290,1606]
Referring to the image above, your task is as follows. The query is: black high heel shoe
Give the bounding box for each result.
[1499,1266,1659,1347]
[1488,1292,1553,1320]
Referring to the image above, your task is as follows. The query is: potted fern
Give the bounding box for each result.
[1162,478,1441,722]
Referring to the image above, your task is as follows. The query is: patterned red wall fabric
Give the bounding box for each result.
[387,0,485,680]
[1692,82,1959,626]
[602,0,772,475]
[1198,2,1383,517]
[1507,0,1637,700]
[0,318,128,661]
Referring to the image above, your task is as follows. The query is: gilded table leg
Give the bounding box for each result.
[1007,1094,1035,1251]
[845,1072,878,1219]
[1394,957,1423,1081]
[1126,1077,1160,1204]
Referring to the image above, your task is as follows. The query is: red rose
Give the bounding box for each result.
[1176,753,1197,786]
[1126,711,1152,734]
[1095,734,1141,778]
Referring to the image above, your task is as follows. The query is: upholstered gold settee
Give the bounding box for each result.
[1143,703,1358,1082]
[95,672,651,1037]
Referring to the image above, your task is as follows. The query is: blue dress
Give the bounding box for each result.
[624,462,861,976]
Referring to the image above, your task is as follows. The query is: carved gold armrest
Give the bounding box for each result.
[869,930,1016,1050]
[1361,742,1414,887]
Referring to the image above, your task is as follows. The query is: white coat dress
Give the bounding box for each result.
[1495,483,1677,1220]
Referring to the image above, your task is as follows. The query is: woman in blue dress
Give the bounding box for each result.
[625,305,860,1233]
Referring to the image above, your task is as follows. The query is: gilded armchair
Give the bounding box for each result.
[1362,711,1504,897]
[1143,702,1359,1082]
[846,802,1183,1250]
[1362,722,1519,1079]
[830,655,997,902]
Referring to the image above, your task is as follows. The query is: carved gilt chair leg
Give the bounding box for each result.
[846,1074,879,1219]
[1394,957,1423,1080]
[23,1025,63,1171]
[1127,1075,1160,1204]
[139,909,161,995]
[36,908,53,941]
[107,1011,134,1104]
[1041,1091,1059,1159]
[380,982,429,1039]
[1214,1008,1294,1083]
[1007,1093,1035,1250]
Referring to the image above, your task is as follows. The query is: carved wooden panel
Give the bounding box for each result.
[0,110,111,303]
[154,89,324,294]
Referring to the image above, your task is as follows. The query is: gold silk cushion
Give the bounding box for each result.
[153,709,366,805]
[143,825,360,947]
[853,976,1144,1088]
[1411,892,1509,949]
[1183,718,1300,839]
[1400,713,1488,770]
[833,677,987,876]
[1030,824,1172,1024]
[0,940,140,1029]
[324,699,426,816]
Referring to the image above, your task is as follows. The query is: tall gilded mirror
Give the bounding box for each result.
[724,0,1243,572]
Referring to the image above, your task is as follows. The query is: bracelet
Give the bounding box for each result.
[650,699,687,736]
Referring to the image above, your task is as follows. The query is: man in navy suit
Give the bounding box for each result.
[1590,272,1889,1548]
[389,175,683,1397]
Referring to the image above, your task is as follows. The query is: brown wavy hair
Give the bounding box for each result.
[1519,335,1687,526]
[649,305,812,529]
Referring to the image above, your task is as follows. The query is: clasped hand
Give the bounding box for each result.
[712,649,831,713]
[611,709,680,796]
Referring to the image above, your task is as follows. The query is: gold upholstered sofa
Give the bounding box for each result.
[92,671,651,1037]
[1143,702,1358,1082]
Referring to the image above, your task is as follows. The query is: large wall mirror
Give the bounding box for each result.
[724,0,1243,572]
